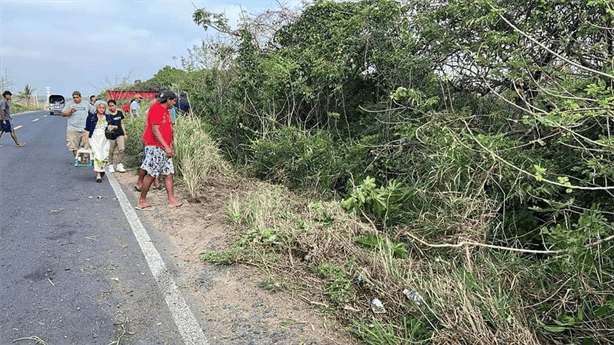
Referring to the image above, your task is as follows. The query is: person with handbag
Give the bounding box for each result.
[83,100,113,183]
[106,99,127,173]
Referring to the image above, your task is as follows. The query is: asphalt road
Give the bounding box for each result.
[0,111,208,345]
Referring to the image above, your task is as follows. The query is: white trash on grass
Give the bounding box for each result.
[371,298,386,314]
[403,289,424,305]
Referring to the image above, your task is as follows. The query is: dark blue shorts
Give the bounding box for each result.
[0,120,13,132]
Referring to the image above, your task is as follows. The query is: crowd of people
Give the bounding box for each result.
[64,89,184,208]
[0,88,189,210]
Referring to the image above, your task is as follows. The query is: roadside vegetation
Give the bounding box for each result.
[123,0,614,343]
[11,84,47,113]
[12,102,46,113]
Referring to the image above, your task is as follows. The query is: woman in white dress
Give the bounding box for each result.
[84,100,115,182]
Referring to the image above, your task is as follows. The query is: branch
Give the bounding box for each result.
[405,231,562,255]
[589,234,614,247]
[495,8,614,80]
[461,118,614,190]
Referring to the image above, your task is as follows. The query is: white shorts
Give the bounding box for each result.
[140,146,174,177]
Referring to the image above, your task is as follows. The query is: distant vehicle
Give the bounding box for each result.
[48,94,65,116]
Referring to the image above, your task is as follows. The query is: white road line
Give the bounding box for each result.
[32,118,40,122]
[14,125,22,130]
[107,173,209,345]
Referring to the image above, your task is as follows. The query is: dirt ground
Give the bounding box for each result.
[114,171,358,345]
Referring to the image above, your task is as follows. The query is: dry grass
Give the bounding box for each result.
[218,181,542,344]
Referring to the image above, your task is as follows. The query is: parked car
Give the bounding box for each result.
[48,94,65,116]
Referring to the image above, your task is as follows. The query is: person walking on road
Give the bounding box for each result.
[62,91,92,158]
[106,99,127,173]
[136,90,182,209]
[84,100,112,183]
[0,91,26,147]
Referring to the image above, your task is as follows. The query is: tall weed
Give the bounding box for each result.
[174,115,231,198]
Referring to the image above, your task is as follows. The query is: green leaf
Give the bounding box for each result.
[355,234,382,248]
[542,324,567,333]
[594,304,612,318]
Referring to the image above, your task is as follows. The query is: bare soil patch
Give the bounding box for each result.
[114,171,357,344]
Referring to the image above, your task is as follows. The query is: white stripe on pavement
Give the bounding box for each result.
[107,172,208,345]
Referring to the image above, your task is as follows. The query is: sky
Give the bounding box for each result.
[1,0,302,101]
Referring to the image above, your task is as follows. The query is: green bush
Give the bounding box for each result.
[250,126,344,193]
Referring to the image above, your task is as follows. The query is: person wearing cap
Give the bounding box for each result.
[0,91,26,147]
[62,91,93,159]
[136,90,182,209]
[130,94,142,117]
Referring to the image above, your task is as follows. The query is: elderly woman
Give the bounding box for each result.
[84,100,116,183]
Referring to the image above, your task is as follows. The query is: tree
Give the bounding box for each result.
[132,66,186,92]
[18,84,36,106]
[0,76,13,92]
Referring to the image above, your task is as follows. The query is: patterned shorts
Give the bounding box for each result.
[141,146,175,177]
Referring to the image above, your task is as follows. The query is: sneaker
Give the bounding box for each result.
[116,163,126,173]
[108,165,115,173]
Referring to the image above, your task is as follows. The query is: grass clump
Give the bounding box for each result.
[174,115,231,198]
[199,250,237,265]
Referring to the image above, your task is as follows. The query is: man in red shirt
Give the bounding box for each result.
[136,90,182,209]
